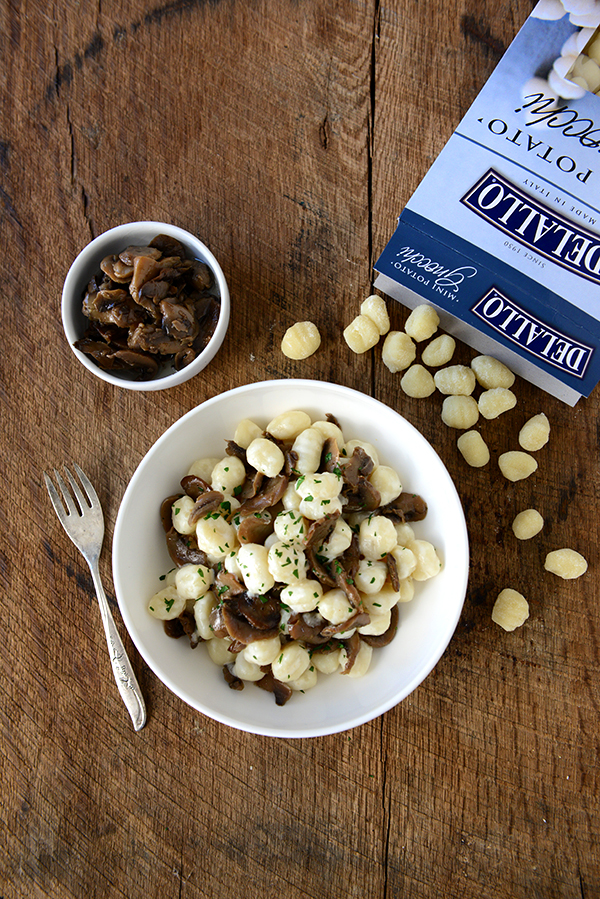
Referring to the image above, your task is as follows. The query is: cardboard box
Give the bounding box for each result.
[374,2,600,404]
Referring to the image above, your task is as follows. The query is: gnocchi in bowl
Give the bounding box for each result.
[113,380,469,737]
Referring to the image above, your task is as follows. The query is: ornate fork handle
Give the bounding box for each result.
[89,556,146,731]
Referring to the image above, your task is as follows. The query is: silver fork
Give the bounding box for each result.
[44,463,146,731]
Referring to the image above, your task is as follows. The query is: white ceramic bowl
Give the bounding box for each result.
[113,380,469,737]
[62,221,230,390]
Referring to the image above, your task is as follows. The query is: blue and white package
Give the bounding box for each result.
[375,2,600,404]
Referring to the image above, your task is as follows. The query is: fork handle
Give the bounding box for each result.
[89,559,147,731]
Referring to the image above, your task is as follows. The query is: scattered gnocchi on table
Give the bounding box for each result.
[148,409,441,705]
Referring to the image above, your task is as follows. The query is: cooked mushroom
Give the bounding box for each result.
[237,474,288,516]
[162,609,201,648]
[99,254,134,283]
[149,234,187,258]
[82,287,145,328]
[160,493,182,532]
[208,603,229,639]
[223,664,244,691]
[360,605,399,648]
[180,475,211,500]
[339,632,361,674]
[76,235,221,380]
[221,593,281,644]
[165,528,209,567]
[304,513,340,587]
[119,245,162,266]
[256,670,293,706]
[340,446,380,512]
[187,489,224,526]
[378,492,428,522]
[214,570,246,597]
[385,552,400,593]
[288,611,331,644]
[320,608,370,639]
[237,511,274,545]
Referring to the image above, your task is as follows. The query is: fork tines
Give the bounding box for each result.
[44,463,98,518]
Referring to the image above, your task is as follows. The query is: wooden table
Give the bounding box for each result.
[2,1,599,896]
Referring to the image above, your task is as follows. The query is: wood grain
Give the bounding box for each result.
[1,0,599,897]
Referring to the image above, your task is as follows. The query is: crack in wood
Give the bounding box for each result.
[461,15,506,59]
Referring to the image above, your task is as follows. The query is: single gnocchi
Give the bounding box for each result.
[404,304,439,342]
[343,314,380,353]
[421,334,455,367]
[441,395,479,430]
[281,321,321,360]
[360,294,390,335]
[457,430,489,468]
[512,509,544,540]
[492,588,529,631]
[498,451,538,482]
[471,355,515,389]
[519,413,550,451]
[400,364,435,398]
[434,365,476,396]
[381,331,416,373]
[544,548,588,579]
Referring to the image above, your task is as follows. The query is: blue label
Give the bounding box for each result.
[461,169,600,286]
[472,287,592,379]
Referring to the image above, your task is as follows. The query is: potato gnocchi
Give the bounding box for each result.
[149,410,441,705]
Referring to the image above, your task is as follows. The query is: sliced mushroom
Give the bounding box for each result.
[99,254,134,283]
[173,345,196,370]
[159,300,199,342]
[149,233,187,258]
[73,336,159,377]
[321,437,340,474]
[256,670,293,706]
[223,664,244,691]
[190,260,213,291]
[139,279,171,301]
[180,474,211,500]
[165,527,209,567]
[119,245,162,266]
[385,552,400,593]
[339,446,380,512]
[333,562,363,611]
[82,288,145,329]
[288,611,331,645]
[304,513,340,587]
[187,489,225,526]
[360,604,399,648]
[378,492,428,522]
[225,440,248,466]
[214,570,246,597]
[162,609,200,647]
[129,255,162,300]
[208,603,229,639]
[237,474,288,516]
[237,469,264,501]
[237,511,274,545]
[112,349,160,376]
[160,493,182,532]
[339,632,361,674]
[320,609,370,638]
[221,594,280,644]
[127,322,186,355]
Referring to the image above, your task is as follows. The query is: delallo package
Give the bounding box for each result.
[374,1,600,404]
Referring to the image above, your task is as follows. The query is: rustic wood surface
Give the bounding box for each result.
[2,0,599,896]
